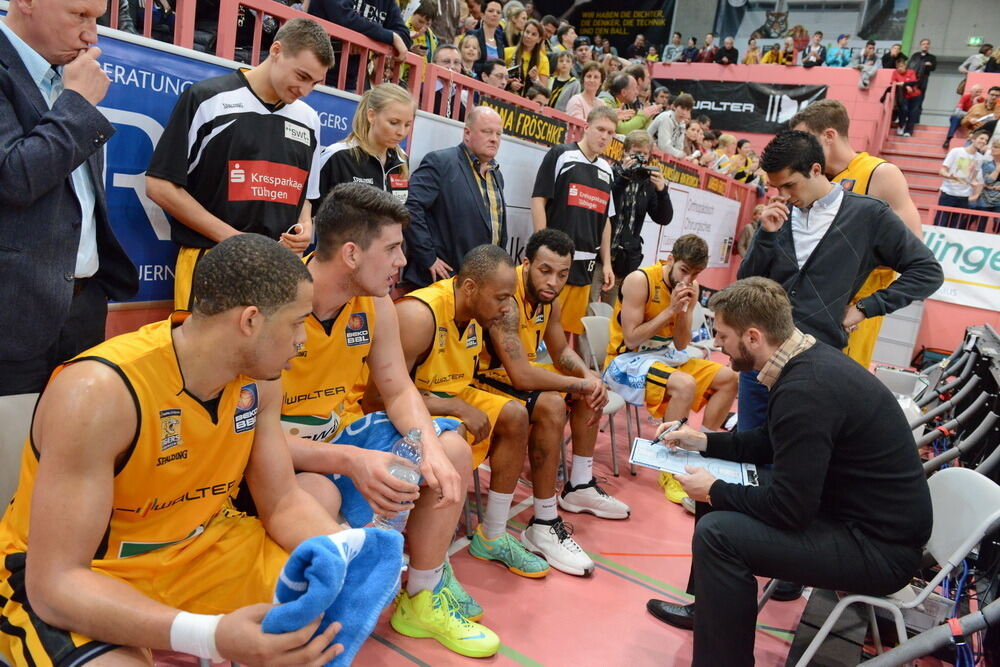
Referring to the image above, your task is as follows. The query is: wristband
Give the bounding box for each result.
[170,611,223,661]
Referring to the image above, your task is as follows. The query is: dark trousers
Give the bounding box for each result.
[690,510,922,666]
[737,371,768,432]
[0,279,108,395]
[898,96,921,134]
[934,191,973,229]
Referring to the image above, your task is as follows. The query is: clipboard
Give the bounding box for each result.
[629,438,759,486]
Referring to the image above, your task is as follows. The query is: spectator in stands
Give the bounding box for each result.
[988,48,1000,73]
[698,130,719,165]
[800,31,826,67]
[696,33,717,63]
[541,14,559,48]
[308,0,408,87]
[907,38,936,126]
[624,62,650,102]
[431,0,462,44]
[504,5,526,48]
[526,85,549,105]
[727,138,753,176]
[974,139,1000,214]
[548,51,577,108]
[735,205,765,257]
[600,52,625,80]
[481,57,516,91]
[146,18,331,311]
[959,44,994,75]
[407,0,440,62]
[851,40,879,88]
[531,106,618,336]
[936,130,989,226]
[459,16,478,37]
[683,121,705,161]
[600,73,662,134]
[471,0,506,75]
[944,83,984,148]
[646,45,660,62]
[553,23,577,55]
[602,36,618,57]
[680,37,699,63]
[524,0,539,19]
[697,114,712,129]
[403,106,507,287]
[316,83,415,208]
[760,41,785,64]
[663,32,684,62]
[962,85,1000,137]
[431,45,468,117]
[0,0,139,499]
[647,276,933,667]
[780,36,798,64]
[882,43,904,69]
[565,60,607,121]
[466,0,482,27]
[709,133,737,172]
[648,92,694,158]
[742,37,761,64]
[626,33,647,60]
[603,130,673,299]
[636,68,653,106]
[459,33,482,77]
[714,36,738,65]
[572,36,593,77]
[825,33,851,67]
[505,18,549,90]
[891,55,922,137]
[653,86,671,107]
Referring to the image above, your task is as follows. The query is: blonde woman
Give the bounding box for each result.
[504,6,527,47]
[316,83,416,203]
[504,18,549,89]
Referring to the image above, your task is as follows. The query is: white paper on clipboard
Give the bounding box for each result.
[629,438,759,486]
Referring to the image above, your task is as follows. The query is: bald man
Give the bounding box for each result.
[402,106,509,288]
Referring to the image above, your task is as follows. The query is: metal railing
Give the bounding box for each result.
[925,204,1000,234]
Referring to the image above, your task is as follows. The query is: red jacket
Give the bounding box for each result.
[891,69,921,99]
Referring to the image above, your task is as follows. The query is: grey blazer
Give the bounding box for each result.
[0,31,138,361]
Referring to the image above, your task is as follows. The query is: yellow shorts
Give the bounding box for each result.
[558,284,591,335]
[441,386,515,468]
[644,358,724,419]
[842,268,894,369]
[173,246,211,311]
[0,510,286,666]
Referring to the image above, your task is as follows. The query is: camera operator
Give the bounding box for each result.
[593,130,674,302]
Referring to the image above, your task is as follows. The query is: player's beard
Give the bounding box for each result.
[727,340,756,373]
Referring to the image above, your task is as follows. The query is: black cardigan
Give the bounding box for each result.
[738,190,943,349]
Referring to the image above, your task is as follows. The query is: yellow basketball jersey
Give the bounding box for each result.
[0,314,258,561]
[403,278,483,396]
[607,261,675,360]
[480,265,551,371]
[834,152,895,367]
[280,295,376,441]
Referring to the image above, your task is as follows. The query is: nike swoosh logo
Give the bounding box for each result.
[461,633,487,640]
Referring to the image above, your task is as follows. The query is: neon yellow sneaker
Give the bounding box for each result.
[390,587,500,658]
[468,524,550,578]
[658,472,690,505]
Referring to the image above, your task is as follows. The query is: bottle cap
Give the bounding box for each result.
[407,428,422,440]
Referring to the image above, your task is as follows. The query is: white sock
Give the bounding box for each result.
[483,490,514,539]
[570,455,593,487]
[406,563,444,596]
[533,495,558,522]
[699,425,714,433]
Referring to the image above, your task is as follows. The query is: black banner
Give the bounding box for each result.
[653,80,827,134]
[479,96,567,147]
[538,0,674,58]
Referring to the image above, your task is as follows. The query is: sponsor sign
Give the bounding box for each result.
[567,182,612,213]
[345,312,372,347]
[227,161,307,203]
[653,79,827,133]
[480,96,567,146]
[921,225,1000,310]
[234,383,259,434]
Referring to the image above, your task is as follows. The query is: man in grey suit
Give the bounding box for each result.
[0,0,137,502]
[402,106,508,288]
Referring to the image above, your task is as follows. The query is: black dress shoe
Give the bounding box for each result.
[646,600,695,630]
[771,580,804,602]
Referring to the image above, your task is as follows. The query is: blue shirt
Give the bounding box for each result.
[0,19,99,277]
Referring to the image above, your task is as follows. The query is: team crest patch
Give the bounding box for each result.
[466,323,478,348]
[652,285,662,303]
[839,178,856,192]
[234,383,259,433]
[437,326,448,349]
[345,312,371,346]
[159,409,182,451]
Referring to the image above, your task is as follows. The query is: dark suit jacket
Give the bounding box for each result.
[0,31,137,361]
[403,144,507,287]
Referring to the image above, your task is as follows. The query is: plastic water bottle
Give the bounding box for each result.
[373,429,422,532]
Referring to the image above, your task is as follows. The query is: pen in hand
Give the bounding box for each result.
[652,417,688,445]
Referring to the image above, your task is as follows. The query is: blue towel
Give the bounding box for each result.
[262,528,404,666]
[330,412,461,527]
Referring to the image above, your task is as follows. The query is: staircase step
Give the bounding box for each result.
[884,136,949,151]
[883,146,950,160]
[904,172,944,189]
[886,156,944,173]
[914,124,949,135]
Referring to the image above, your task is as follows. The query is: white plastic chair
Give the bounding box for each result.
[795,467,1000,665]
[687,302,716,360]
[579,315,633,477]
[587,301,614,319]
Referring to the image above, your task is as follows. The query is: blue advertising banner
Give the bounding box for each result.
[95,33,358,303]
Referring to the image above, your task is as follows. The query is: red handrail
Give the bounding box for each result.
[925,205,1000,234]
[871,84,896,158]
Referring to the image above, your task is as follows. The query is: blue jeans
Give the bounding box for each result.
[935,191,972,228]
[737,371,768,432]
[946,112,965,140]
[898,96,921,134]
